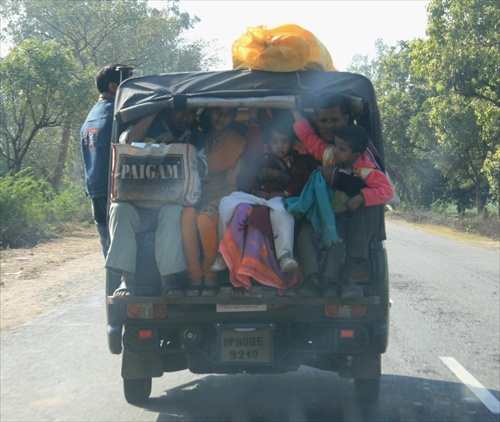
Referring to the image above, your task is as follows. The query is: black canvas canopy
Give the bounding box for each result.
[113,69,384,162]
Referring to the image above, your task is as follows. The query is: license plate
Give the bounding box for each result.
[218,326,272,363]
[216,304,267,312]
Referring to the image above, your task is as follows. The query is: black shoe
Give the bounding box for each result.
[161,276,184,298]
[286,283,320,298]
[352,262,370,283]
[323,284,340,298]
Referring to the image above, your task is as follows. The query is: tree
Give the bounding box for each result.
[422,0,499,108]
[483,146,500,214]
[427,95,490,213]
[2,0,143,67]
[348,54,374,80]
[0,0,216,188]
[347,39,388,81]
[411,0,500,213]
[355,39,446,208]
[0,39,82,175]
[1,0,214,73]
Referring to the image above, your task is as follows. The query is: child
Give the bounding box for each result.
[292,120,393,299]
[214,116,319,293]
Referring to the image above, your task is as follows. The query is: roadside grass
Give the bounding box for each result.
[387,203,499,244]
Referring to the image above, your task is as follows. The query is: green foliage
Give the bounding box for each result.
[483,145,500,206]
[0,169,90,247]
[410,0,499,213]
[366,39,447,208]
[1,0,215,73]
[347,54,374,80]
[1,0,217,183]
[422,0,499,107]
[49,182,90,222]
[426,95,491,211]
[429,198,450,214]
[353,0,500,215]
[0,38,82,174]
[347,39,388,82]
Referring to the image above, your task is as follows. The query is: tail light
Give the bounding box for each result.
[324,305,366,318]
[126,303,168,319]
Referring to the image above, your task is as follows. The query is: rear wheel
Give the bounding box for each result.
[123,378,152,404]
[354,378,380,403]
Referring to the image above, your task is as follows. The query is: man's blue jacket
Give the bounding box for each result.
[80,99,114,198]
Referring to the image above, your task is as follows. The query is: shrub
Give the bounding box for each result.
[0,169,91,247]
[49,182,91,223]
[429,198,450,214]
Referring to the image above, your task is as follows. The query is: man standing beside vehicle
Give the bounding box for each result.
[81,64,133,257]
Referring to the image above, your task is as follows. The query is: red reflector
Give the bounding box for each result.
[340,329,354,338]
[138,330,152,339]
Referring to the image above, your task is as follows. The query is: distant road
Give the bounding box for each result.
[1,219,498,421]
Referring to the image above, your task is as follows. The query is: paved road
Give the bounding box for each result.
[1,220,499,421]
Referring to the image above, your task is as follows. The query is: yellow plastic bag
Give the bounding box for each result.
[232,24,337,72]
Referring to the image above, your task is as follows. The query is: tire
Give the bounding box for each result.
[123,378,152,404]
[354,378,380,403]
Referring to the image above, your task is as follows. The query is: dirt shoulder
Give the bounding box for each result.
[0,225,103,333]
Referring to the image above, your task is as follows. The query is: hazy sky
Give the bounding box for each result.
[0,1,431,69]
[171,0,431,71]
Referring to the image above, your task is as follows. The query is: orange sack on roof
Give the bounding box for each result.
[232,24,337,72]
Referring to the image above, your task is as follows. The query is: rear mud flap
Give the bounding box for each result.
[107,324,122,355]
[354,353,381,379]
[122,349,163,379]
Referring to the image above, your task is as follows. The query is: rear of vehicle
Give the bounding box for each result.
[105,70,390,404]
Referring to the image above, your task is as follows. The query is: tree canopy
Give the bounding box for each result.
[0,0,217,181]
[349,0,499,214]
[0,39,82,174]
[1,0,215,73]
